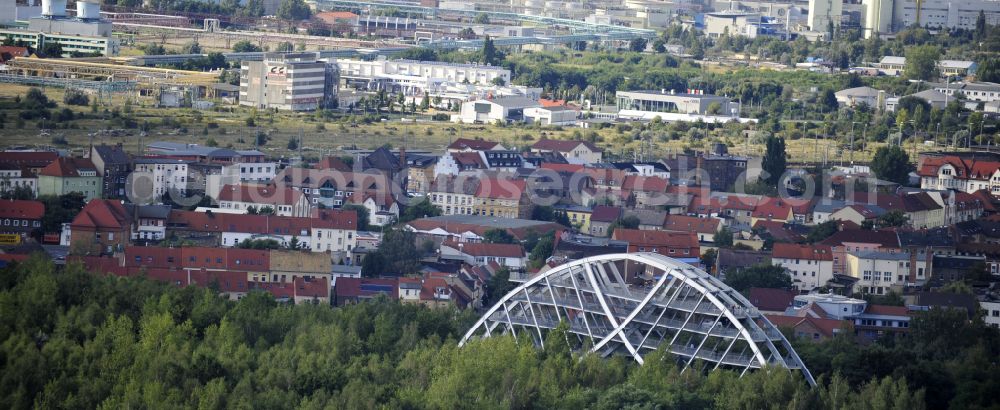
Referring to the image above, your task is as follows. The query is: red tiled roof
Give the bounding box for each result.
[169,209,356,233]
[39,157,97,177]
[840,204,880,219]
[772,243,833,261]
[539,162,585,173]
[917,155,1000,180]
[662,214,719,235]
[622,175,668,192]
[71,199,130,231]
[217,184,304,206]
[748,287,796,312]
[450,152,487,169]
[718,194,760,211]
[611,228,697,248]
[752,197,793,219]
[865,304,910,317]
[531,138,602,153]
[475,177,525,200]
[419,276,452,301]
[442,240,525,258]
[764,314,849,338]
[336,277,399,299]
[751,220,807,242]
[901,192,942,212]
[124,246,270,272]
[0,200,44,220]
[316,156,353,172]
[0,151,57,168]
[590,205,622,223]
[448,138,501,151]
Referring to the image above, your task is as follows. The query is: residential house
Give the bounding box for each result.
[771,243,834,291]
[624,209,668,230]
[440,241,528,270]
[405,155,438,194]
[553,205,592,232]
[846,251,921,295]
[0,164,37,198]
[900,192,945,228]
[829,204,885,226]
[588,205,622,237]
[217,184,311,217]
[852,305,911,342]
[0,199,43,239]
[37,157,101,200]
[946,191,985,225]
[765,315,851,342]
[716,249,771,277]
[446,138,505,152]
[482,150,525,172]
[132,157,192,201]
[898,228,954,285]
[89,144,131,199]
[917,154,1000,195]
[611,228,700,258]
[267,250,332,290]
[820,229,900,275]
[167,209,357,255]
[69,199,131,255]
[662,214,721,244]
[433,151,489,177]
[274,167,391,209]
[623,175,671,210]
[530,139,603,165]
[750,198,794,225]
[132,204,171,241]
[350,193,399,226]
[835,86,882,108]
[474,177,530,219]
[0,151,58,175]
[748,287,797,315]
[335,277,399,306]
[428,176,479,216]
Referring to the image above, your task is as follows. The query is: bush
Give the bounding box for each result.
[63,90,90,106]
[432,113,450,121]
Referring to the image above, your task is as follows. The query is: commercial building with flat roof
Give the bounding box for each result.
[240,53,339,111]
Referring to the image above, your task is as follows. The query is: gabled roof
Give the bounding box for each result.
[764,314,849,338]
[752,197,793,219]
[92,144,130,165]
[169,209,356,233]
[772,243,833,261]
[447,138,502,151]
[901,192,942,212]
[0,200,44,220]
[217,184,304,206]
[531,138,603,153]
[624,209,667,227]
[451,152,488,169]
[751,220,808,242]
[835,86,881,98]
[662,214,720,235]
[71,199,131,231]
[317,156,353,172]
[748,287,796,312]
[590,205,622,223]
[0,151,59,168]
[336,277,399,299]
[622,175,668,192]
[39,157,97,177]
[611,228,697,248]
[475,177,525,200]
[539,162,585,173]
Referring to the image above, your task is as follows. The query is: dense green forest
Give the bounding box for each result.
[1,255,997,409]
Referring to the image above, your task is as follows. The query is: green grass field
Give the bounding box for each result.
[0,83,923,164]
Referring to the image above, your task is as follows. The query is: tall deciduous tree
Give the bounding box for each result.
[723,264,791,292]
[761,135,787,185]
[871,145,912,185]
[905,45,941,81]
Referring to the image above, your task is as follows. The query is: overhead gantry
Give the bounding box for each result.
[460,253,816,386]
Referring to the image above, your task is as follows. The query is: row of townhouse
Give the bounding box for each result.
[77,246,332,304]
[65,199,359,258]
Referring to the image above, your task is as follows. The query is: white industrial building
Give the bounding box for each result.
[457,96,541,124]
[0,0,119,56]
[808,0,843,32]
[863,0,1000,37]
[338,57,511,91]
[240,53,339,111]
[616,89,737,116]
[523,106,579,126]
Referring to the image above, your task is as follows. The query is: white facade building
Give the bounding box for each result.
[133,158,191,197]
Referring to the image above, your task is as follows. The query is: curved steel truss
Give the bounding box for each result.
[460,253,815,386]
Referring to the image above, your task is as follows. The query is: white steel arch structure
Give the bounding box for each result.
[460,253,816,386]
